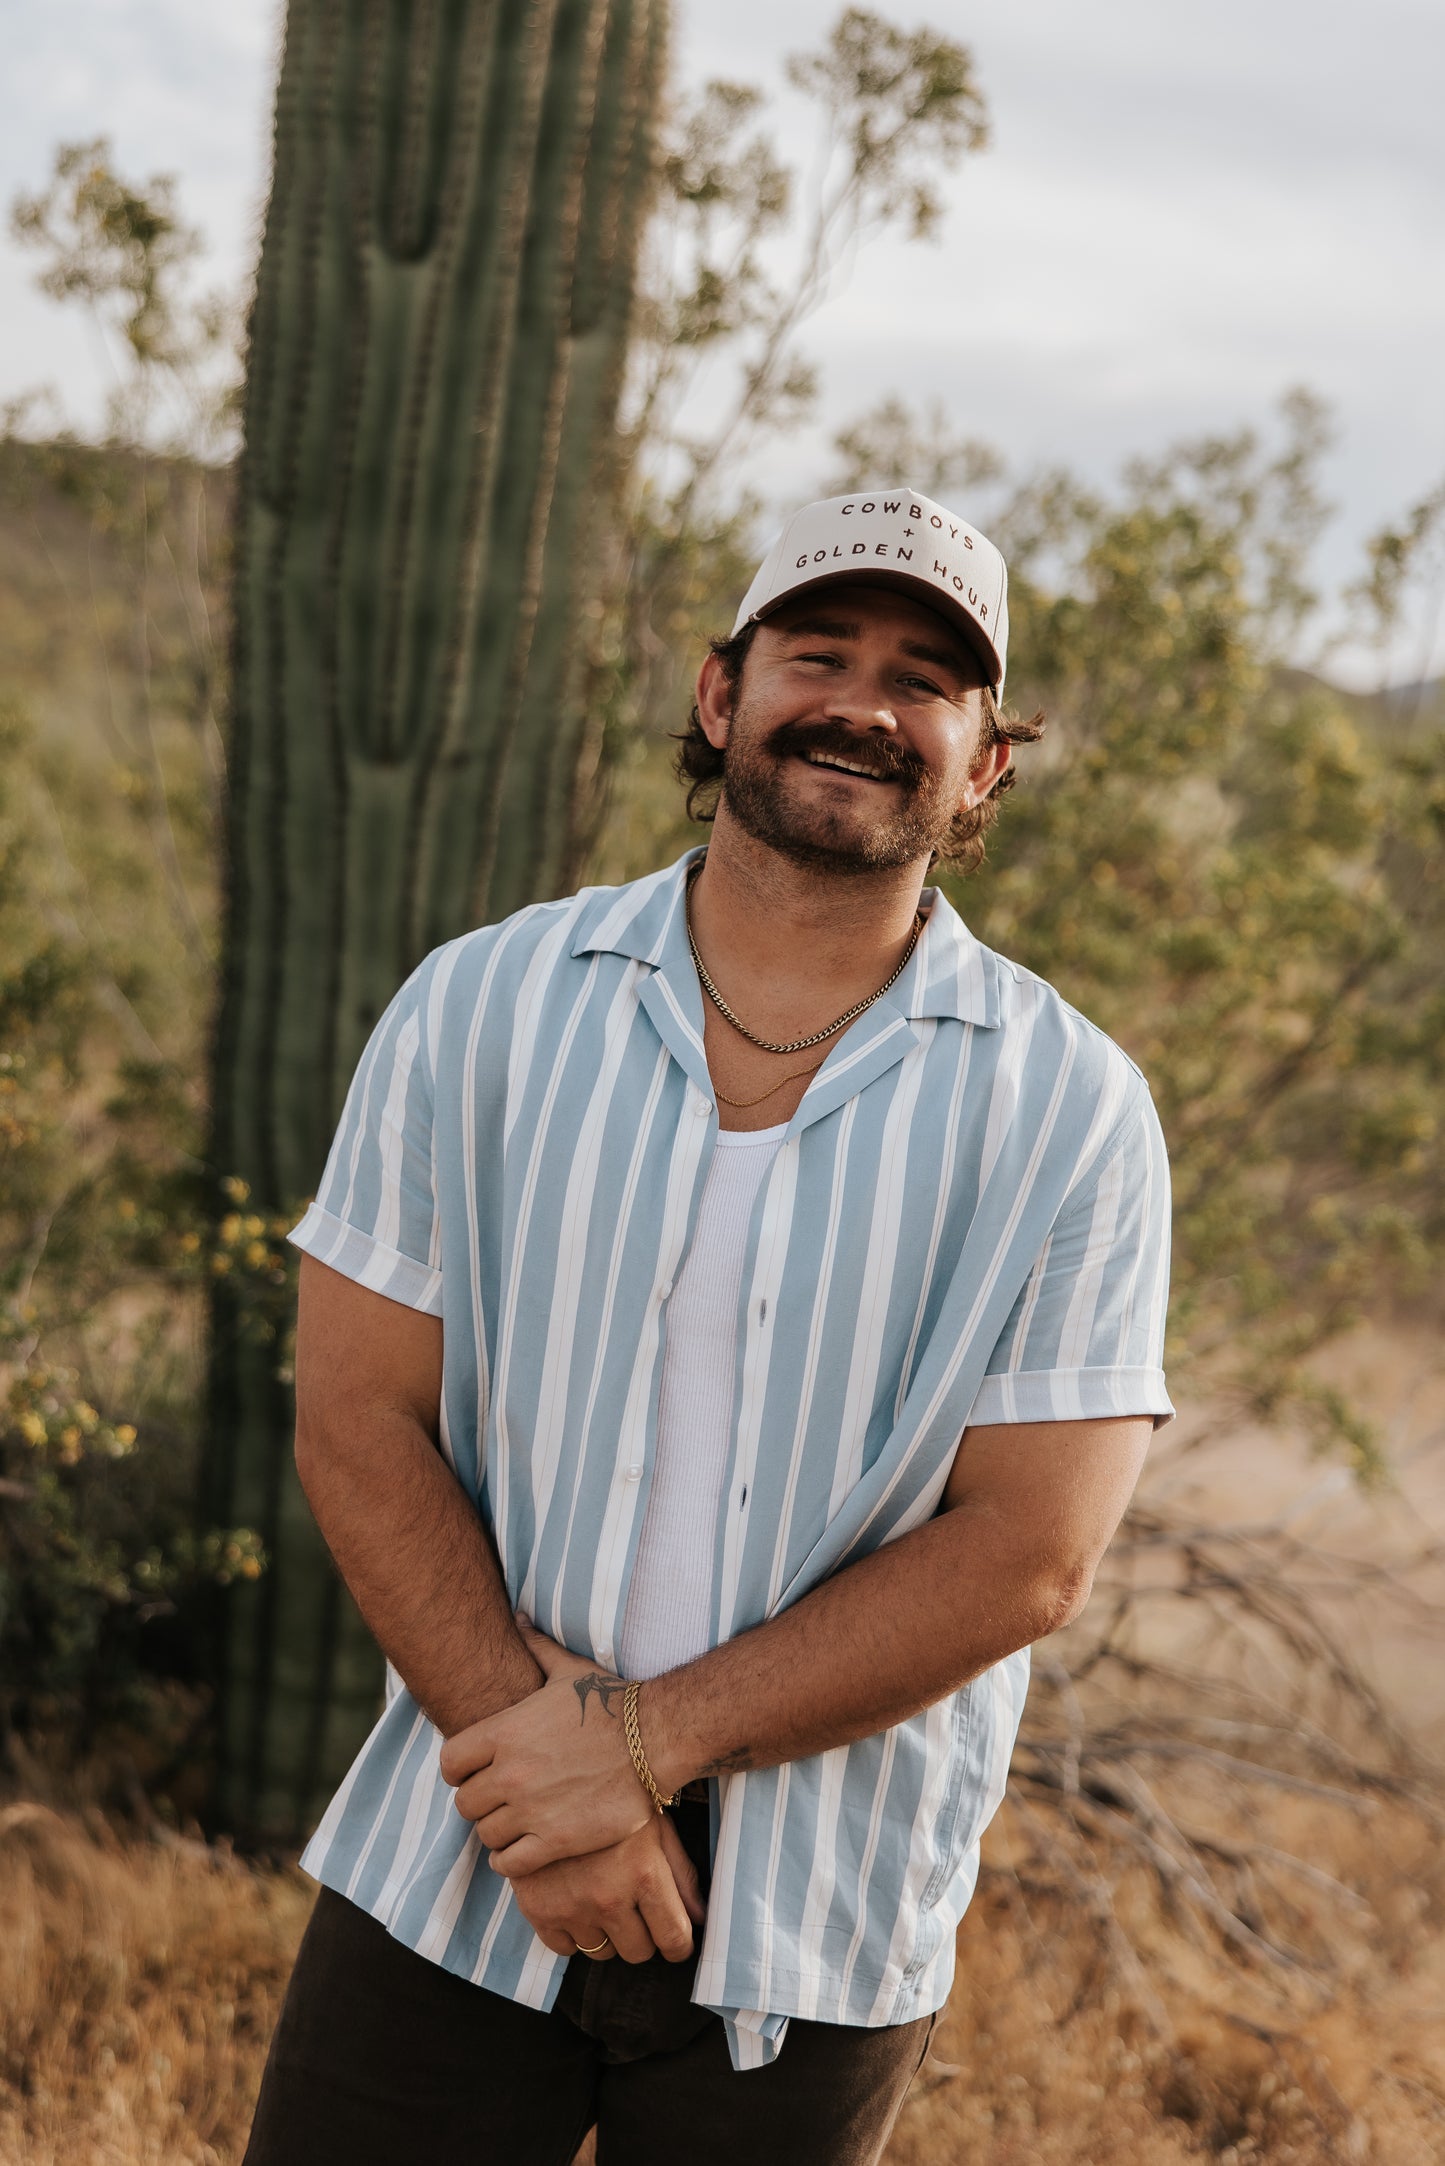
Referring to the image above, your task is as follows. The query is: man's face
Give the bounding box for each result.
[698,584,1003,876]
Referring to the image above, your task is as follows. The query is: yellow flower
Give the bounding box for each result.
[219,1213,242,1244]
[245,1240,268,1269]
[18,1411,46,1447]
[178,1231,200,1254]
[222,1176,251,1202]
[114,1423,137,1447]
[242,1214,265,1238]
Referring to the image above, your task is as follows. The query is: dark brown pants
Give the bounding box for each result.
[244,1808,936,2166]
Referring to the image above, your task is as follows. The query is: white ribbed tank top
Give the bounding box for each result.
[618,1122,786,1680]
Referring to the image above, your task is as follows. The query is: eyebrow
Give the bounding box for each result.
[779,617,973,677]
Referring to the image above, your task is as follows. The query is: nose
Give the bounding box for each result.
[821,673,899,735]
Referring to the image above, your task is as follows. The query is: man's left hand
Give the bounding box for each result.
[439,1621,658,1875]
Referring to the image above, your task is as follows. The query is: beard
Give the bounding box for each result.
[718,705,974,875]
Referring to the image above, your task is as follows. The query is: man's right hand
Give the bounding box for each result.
[504,1812,706,1964]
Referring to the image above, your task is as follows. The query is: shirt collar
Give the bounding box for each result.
[571,847,1001,1031]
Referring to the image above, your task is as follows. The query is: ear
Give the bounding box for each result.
[695,649,736,752]
[966,734,1013,805]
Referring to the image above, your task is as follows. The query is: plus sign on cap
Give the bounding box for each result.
[731,487,1009,691]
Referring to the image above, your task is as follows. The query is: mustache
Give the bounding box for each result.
[756,720,928,785]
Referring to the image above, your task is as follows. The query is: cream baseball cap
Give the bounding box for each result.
[731,487,1009,690]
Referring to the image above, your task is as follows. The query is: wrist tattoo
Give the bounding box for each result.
[573,1671,627,1724]
[697,1746,754,1777]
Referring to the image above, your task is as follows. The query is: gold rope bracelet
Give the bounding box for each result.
[622,1680,678,1813]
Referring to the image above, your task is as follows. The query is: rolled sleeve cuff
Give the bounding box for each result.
[719,2009,790,2071]
[287,1201,444,1317]
[967,1365,1174,1430]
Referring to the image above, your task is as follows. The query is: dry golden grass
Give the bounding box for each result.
[0,1802,309,2166]
[3,1781,1442,2166]
[887,1793,1445,2166]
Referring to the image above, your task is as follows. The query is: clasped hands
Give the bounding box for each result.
[439,1619,703,1967]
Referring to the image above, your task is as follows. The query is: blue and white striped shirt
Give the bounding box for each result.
[289,847,1173,2068]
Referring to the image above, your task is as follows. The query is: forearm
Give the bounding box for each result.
[452,1418,1146,1879]
[642,1505,1082,1792]
[296,1410,541,1736]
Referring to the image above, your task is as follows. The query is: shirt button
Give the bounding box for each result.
[695,1099,711,1117]
[598,1645,614,1667]
[659,1282,673,1301]
[625,1463,643,1481]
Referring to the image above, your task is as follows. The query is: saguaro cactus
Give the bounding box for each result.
[205,0,666,1843]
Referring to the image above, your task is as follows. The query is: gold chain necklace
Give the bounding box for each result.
[713,1059,826,1110]
[685,865,925,1058]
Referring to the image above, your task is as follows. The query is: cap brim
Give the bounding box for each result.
[748,566,1003,689]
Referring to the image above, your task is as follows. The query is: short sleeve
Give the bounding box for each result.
[967,1081,1174,1429]
[286,952,444,1316]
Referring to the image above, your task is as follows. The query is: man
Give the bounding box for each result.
[245,488,1173,2165]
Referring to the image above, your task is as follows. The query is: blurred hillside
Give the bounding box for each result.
[1279,666,1445,746]
[0,435,226,1044]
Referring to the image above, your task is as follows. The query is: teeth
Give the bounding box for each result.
[803,749,886,779]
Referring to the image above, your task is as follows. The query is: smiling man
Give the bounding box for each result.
[244,490,1174,2166]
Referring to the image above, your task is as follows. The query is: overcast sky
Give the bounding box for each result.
[4,0,1443,685]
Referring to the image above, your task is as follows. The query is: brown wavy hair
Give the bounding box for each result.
[671,623,1045,876]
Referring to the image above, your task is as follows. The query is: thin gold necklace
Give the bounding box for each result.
[713,1059,826,1110]
[685,865,925,1058]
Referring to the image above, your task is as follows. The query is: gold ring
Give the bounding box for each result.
[575,1935,610,1956]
